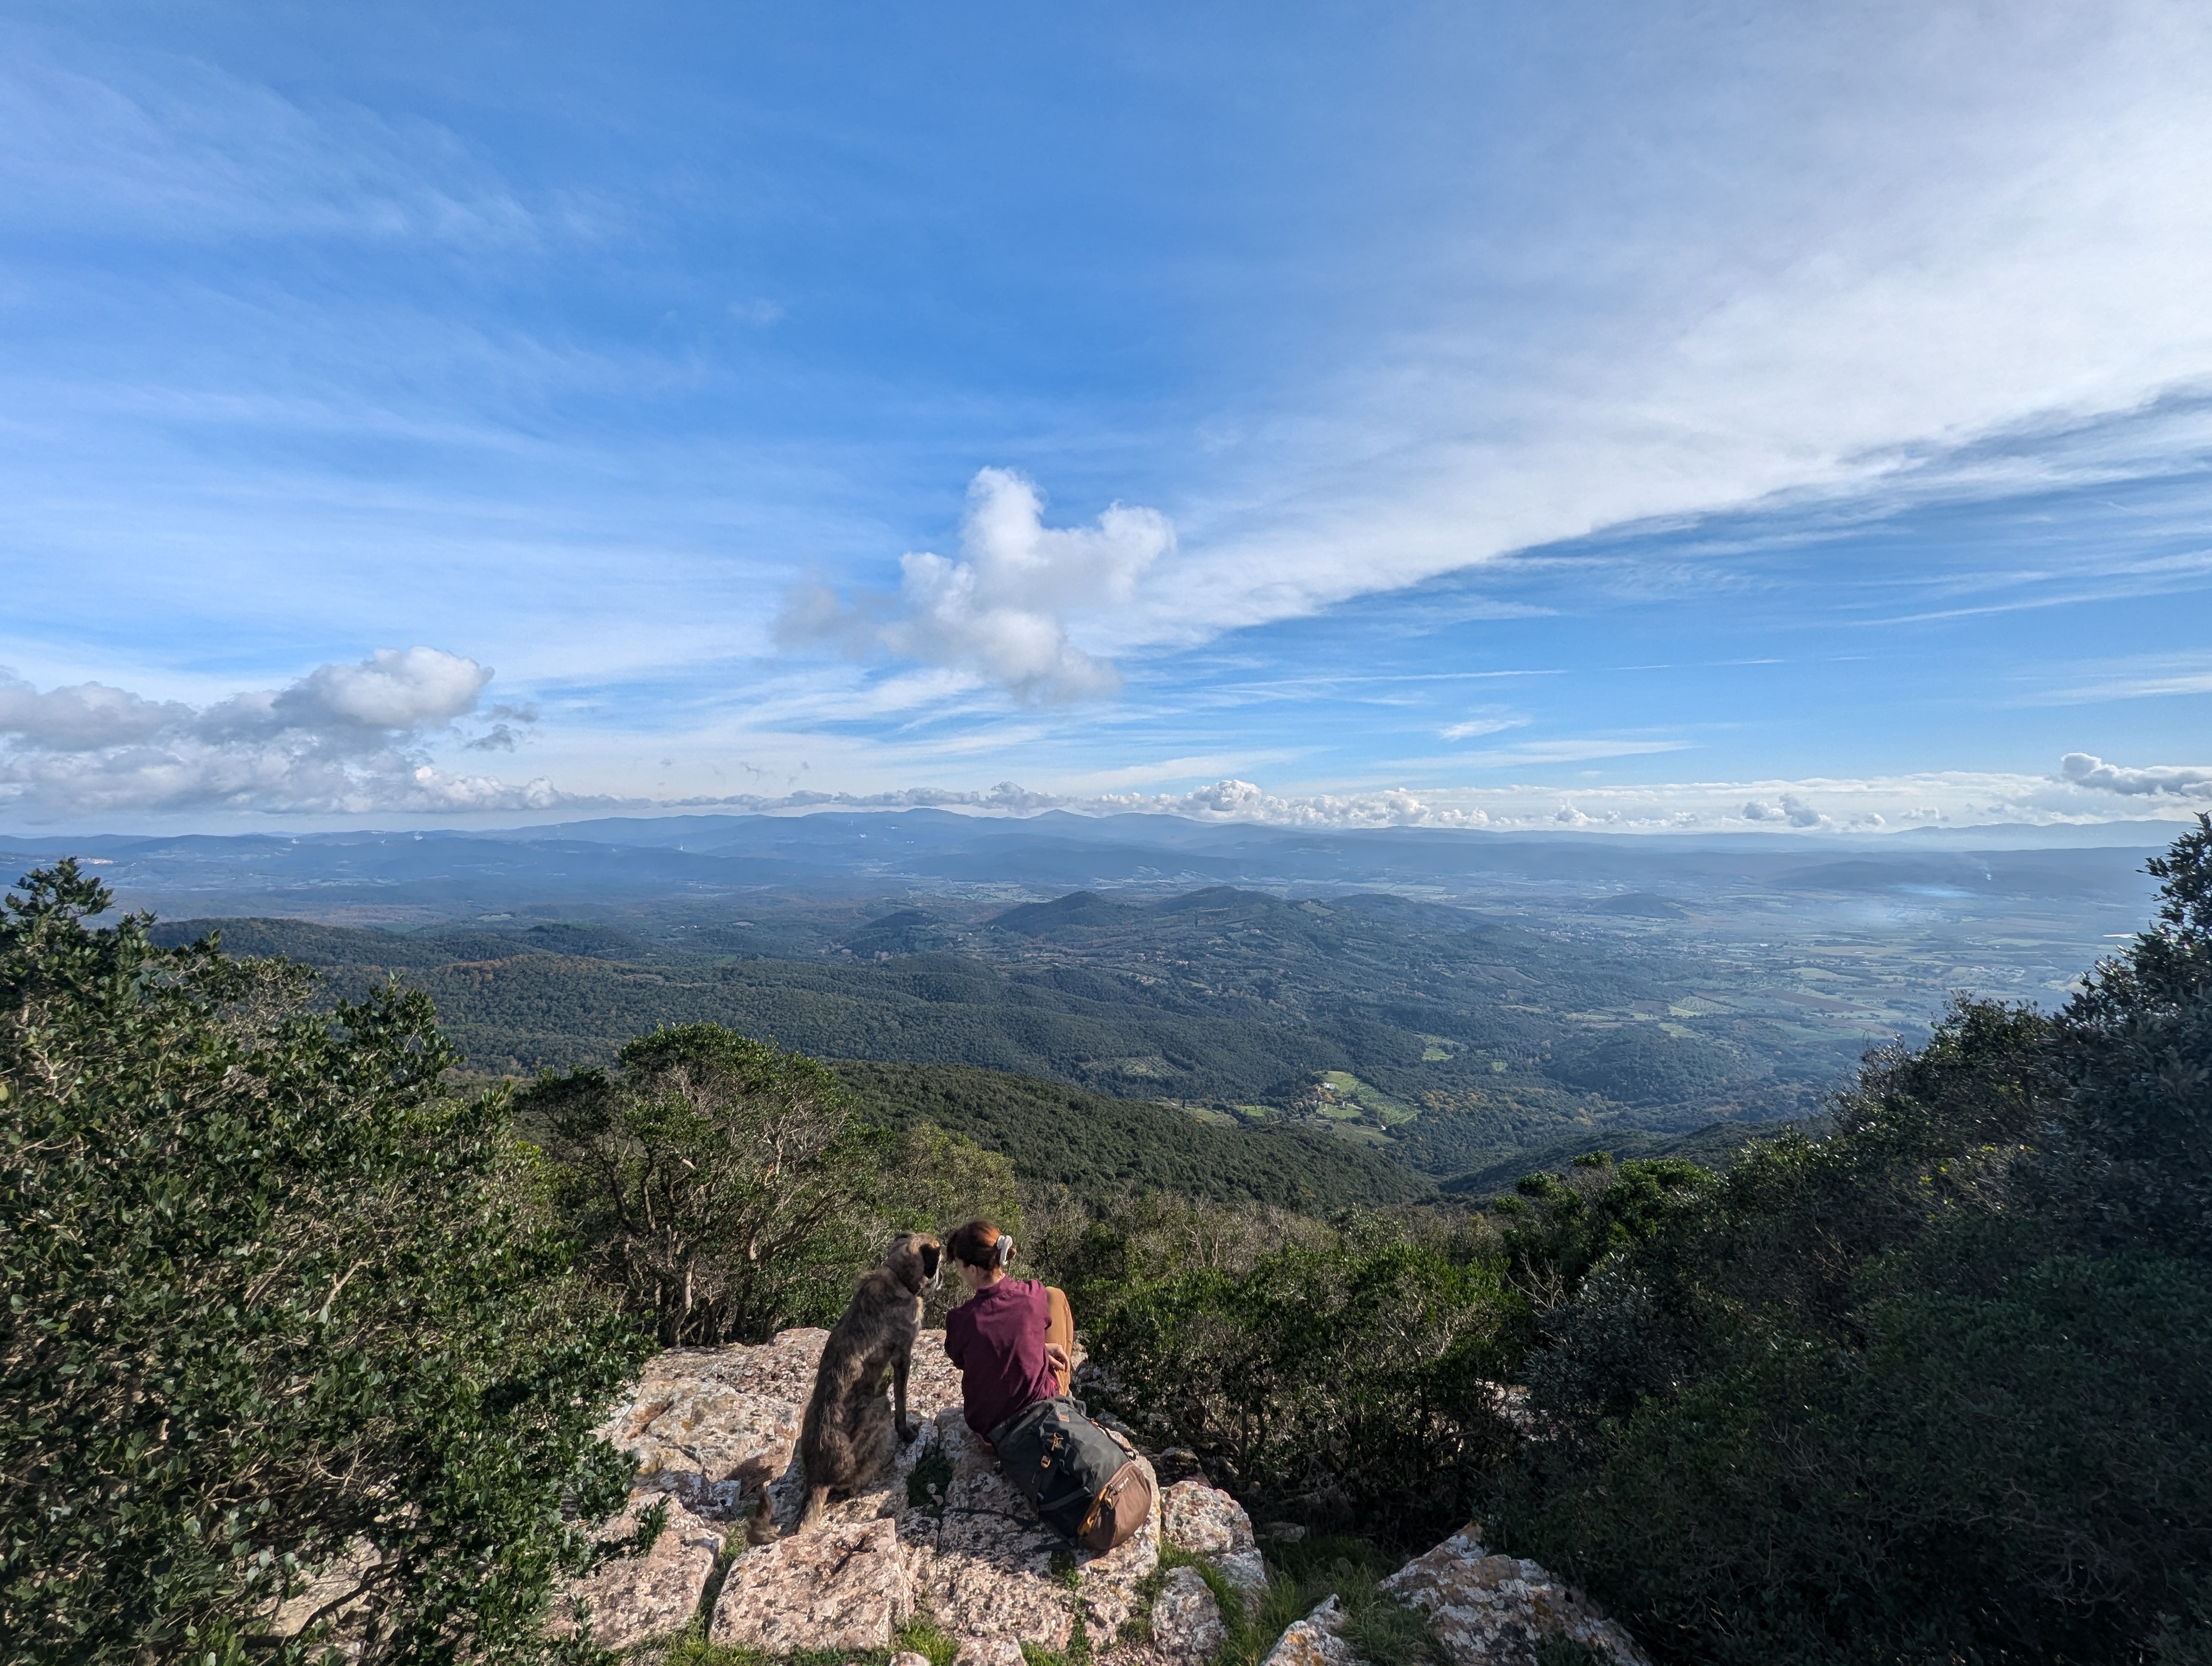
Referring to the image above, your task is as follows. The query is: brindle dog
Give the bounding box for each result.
[793,1232,942,1532]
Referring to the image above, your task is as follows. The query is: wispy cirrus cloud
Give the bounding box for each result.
[0,44,541,245]
[1438,708,1529,741]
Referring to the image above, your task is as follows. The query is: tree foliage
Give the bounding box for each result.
[1071,1201,1519,1547]
[2046,811,2212,1259]
[0,862,648,1664]
[1497,818,2212,1665]
[523,1025,1021,1346]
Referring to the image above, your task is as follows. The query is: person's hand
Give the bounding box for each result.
[1045,1342,1071,1377]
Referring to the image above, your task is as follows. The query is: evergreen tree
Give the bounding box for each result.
[0,862,649,1664]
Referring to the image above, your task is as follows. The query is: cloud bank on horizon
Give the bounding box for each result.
[1,1,2209,830]
[2,649,2204,832]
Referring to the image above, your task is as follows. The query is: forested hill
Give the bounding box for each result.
[828,1060,1431,1210]
[153,886,1847,1176]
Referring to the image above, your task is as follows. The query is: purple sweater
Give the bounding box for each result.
[943,1277,1059,1437]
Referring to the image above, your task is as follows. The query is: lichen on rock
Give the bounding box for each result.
[1160,1477,1266,1595]
[712,1515,912,1653]
[1380,1527,1653,1666]
[545,1496,724,1654]
[1151,1565,1229,1664]
[1262,1593,1360,1666]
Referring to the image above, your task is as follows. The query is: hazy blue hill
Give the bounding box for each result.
[991,891,1147,936]
[840,909,957,957]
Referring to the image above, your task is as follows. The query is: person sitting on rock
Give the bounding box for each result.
[942,1218,1073,1444]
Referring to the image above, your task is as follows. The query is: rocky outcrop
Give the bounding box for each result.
[1263,1593,1358,1666]
[581,1328,1652,1665]
[712,1516,911,1652]
[589,1325,1165,1658]
[603,1327,832,1520]
[1381,1528,1655,1666]
[1151,1565,1229,1663]
[547,1496,724,1652]
[1161,1477,1266,1595]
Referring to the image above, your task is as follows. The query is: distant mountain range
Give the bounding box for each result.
[13,806,2167,1189]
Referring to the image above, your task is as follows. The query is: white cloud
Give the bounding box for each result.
[1085,4,2212,656]
[1439,708,1528,741]
[783,468,1174,702]
[0,48,537,245]
[275,645,490,732]
[2060,752,2212,799]
[0,648,564,817]
[1741,793,1831,829]
[0,678,192,749]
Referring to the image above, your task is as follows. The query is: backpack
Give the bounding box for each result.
[988,1395,1155,1553]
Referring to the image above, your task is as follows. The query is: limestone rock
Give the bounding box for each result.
[1151,1565,1227,1664]
[953,1640,1028,1666]
[595,1336,808,1518]
[890,1654,933,1666]
[547,1495,725,1652]
[1262,1593,1358,1666]
[711,1516,910,1653]
[1161,1478,1266,1594]
[1380,1528,1652,1666]
[607,1324,1158,1662]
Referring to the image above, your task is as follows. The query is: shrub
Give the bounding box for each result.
[2045,810,2212,1259]
[1500,823,2212,1665]
[0,861,648,1664]
[1525,1245,2212,1664]
[1083,1207,1519,1545]
[1490,1153,1713,1319]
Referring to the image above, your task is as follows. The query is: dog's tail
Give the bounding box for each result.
[794,1482,832,1533]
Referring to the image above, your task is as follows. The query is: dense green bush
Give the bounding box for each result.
[522,1025,1020,1344]
[1073,1201,1519,1545]
[0,862,648,1664]
[2044,813,2212,1260]
[1489,1152,1713,1311]
[1501,818,2212,1665]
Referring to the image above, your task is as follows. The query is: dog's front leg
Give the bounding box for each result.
[894,1345,917,1443]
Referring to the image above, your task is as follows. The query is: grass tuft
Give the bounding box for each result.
[905,1450,954,1520]
[1536,1639,1617,1666]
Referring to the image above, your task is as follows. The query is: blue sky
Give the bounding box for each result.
[3,0,2210,831]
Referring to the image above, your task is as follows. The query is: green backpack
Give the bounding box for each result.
[988,1395,1156,1553]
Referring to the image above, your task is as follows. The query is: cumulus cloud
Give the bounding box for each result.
[782,468,1174,702]
[0,648,564,817]
[1083,778,1500,829]
[1740,793,1831,829]
[2060,752,2212,798]
[669,775,1935,833]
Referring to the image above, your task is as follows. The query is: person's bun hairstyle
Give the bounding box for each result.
[949,1218,1015,1271]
